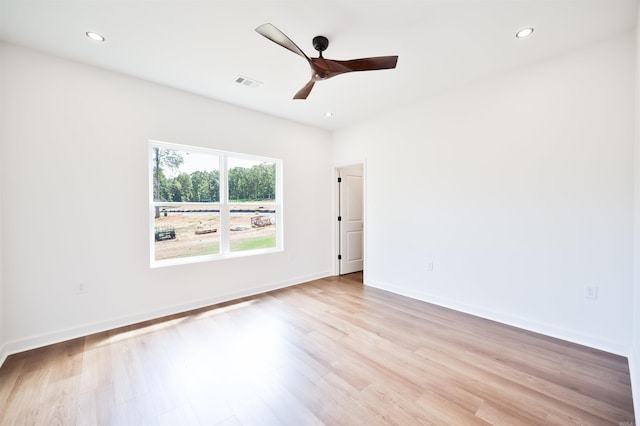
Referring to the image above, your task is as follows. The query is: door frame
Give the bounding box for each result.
[334,162,365,277]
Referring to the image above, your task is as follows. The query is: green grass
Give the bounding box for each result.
[231,236,276,252]
[174,242,220,259]
[156,236,275,261]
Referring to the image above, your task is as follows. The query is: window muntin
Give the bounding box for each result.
[150,142,281,266]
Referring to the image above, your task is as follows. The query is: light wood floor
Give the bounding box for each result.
[0,273,635,425]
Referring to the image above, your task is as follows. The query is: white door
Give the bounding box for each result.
[339,165,363,275]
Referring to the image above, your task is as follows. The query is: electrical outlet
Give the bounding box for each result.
[585,286,598,300]
[75,282,88,295]
[427,262,434,272]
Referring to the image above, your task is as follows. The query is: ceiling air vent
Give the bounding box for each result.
[235,76,262,89]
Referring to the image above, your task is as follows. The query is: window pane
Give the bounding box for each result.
[227,157,276,203]
[229,203,277,253]
[154,205,220,260]
[152,147,220,202]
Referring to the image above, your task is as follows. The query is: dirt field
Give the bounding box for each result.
[154,209,276,260]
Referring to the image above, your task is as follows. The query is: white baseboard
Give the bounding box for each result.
[1,271,331,363]
[364,279,628,357]
[0,345,8,369]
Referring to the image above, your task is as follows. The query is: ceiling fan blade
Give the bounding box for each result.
[330,56,398,72]
[255,23,309,61]
[256,24,398,100]
[293,80,316,100]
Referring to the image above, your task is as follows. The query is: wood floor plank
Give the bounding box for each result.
[76,385,117,426]
[157,402,201,426]
[0,272,635,425]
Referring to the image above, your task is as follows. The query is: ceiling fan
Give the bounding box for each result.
[256,23,398,100]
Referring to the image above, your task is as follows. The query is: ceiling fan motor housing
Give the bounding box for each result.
[312,35,329,54]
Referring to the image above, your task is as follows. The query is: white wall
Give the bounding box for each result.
[334,32,635,355]
[631,4,640,419]
[0,43,4,364]
[0,43,333,354]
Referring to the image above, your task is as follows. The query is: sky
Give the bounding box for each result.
[163,148,270,178]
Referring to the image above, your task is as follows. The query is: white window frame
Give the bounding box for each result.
[149,140,283,268]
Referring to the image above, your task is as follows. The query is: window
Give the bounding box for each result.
[150,141,282,267]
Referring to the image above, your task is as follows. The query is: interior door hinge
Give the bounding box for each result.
[337,177,342,183]
[338,254,342,260]
[338,216,342,221]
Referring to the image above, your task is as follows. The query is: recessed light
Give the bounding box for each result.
[516,28,534,39]
[324,112,333,118]
[86,32,105,42]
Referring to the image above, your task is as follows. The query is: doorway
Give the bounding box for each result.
[337,164,363,275]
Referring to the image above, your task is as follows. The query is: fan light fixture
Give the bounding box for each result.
[516,28,534,38]
[86,32,105,42]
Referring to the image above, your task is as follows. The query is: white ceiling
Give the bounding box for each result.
[1,0,637,131]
